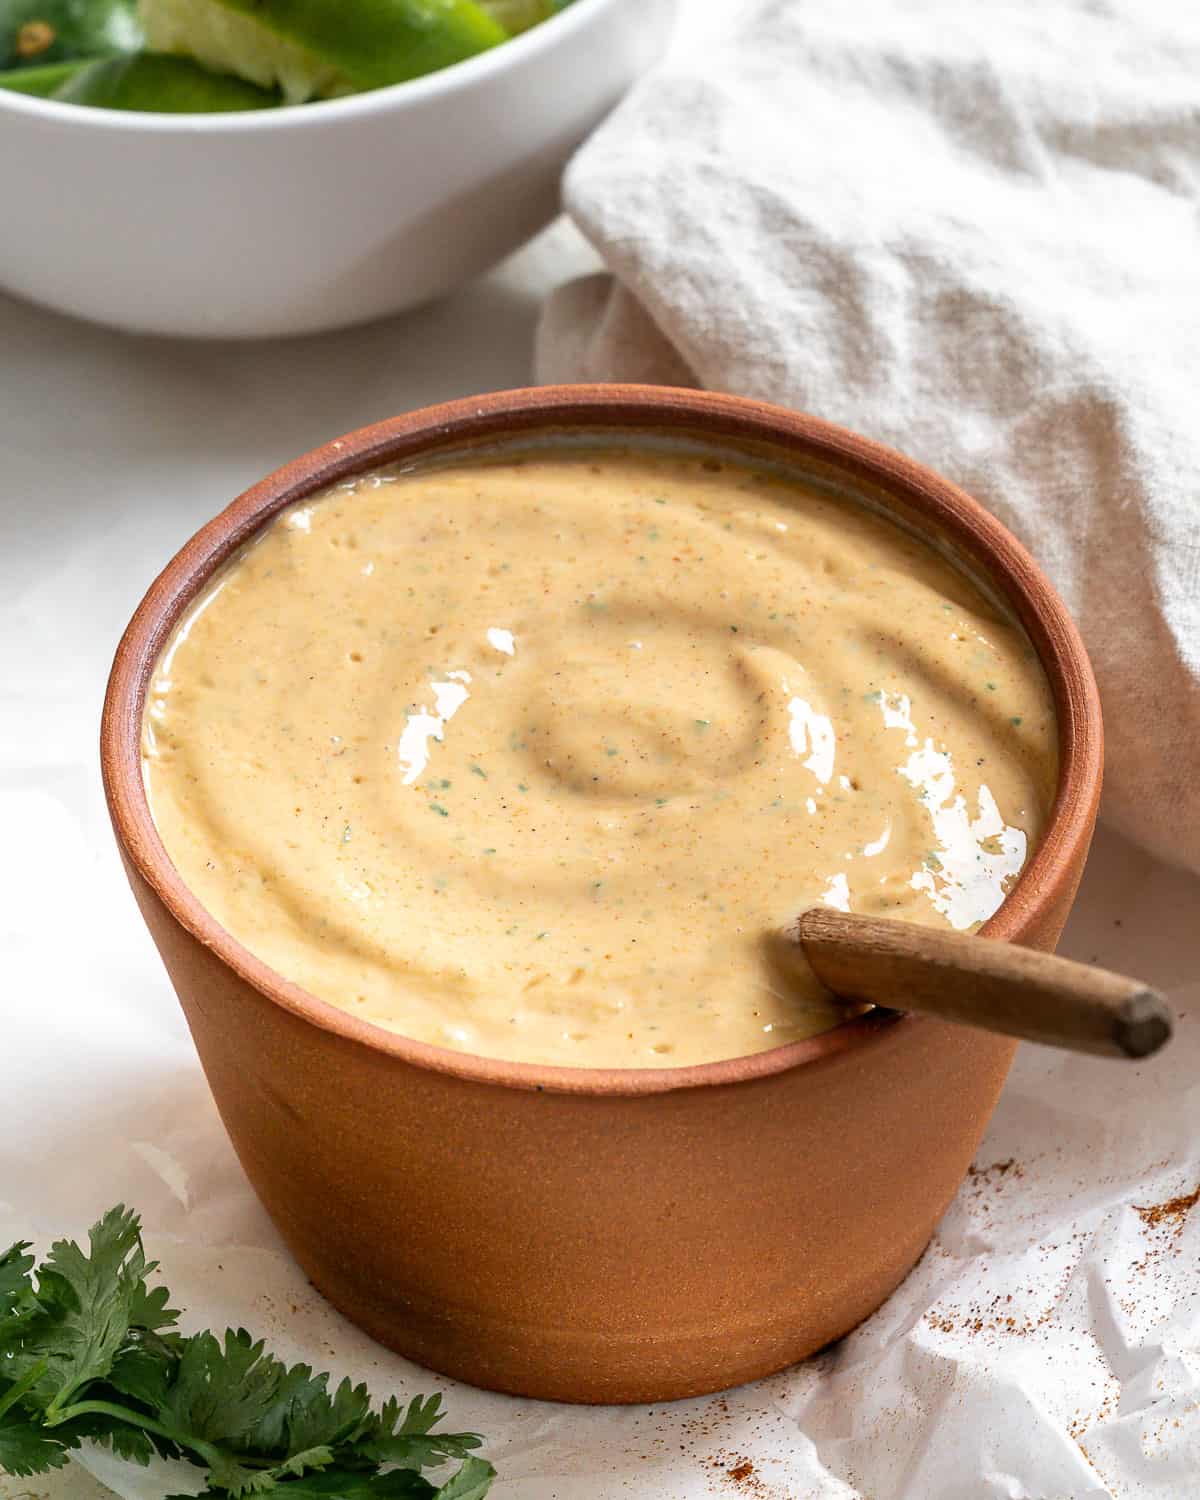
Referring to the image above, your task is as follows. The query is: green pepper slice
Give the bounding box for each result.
[0,54,91,90]
[53,49,279,108]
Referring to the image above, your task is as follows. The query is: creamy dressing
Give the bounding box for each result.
[143,449,1057,1067]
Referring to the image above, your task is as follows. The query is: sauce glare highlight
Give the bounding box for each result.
[143,449,1057,1068]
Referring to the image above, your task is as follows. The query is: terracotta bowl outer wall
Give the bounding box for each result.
[102,387,1103,1404]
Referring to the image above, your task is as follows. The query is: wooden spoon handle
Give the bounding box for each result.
[781,908,1172,1060]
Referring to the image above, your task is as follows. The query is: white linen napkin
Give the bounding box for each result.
[537,0,1200,873]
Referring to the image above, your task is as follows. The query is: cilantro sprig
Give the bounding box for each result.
[0,1207,494,1498]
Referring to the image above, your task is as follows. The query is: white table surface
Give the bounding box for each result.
[2,222,1197,1500]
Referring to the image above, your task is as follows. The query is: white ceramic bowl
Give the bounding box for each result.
[0,0,673,338]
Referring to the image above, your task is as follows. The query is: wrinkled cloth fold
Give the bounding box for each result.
[536,0,1200,871]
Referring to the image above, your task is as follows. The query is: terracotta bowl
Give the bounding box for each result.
[101,386,1103,1404]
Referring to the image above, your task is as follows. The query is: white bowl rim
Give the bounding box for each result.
[0,0,623,132]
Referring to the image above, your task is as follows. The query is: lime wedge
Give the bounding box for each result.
[53,48,279,107]
[1,0,142,69]
[138,0,507,104]
[138,0,349,101]
[480,0,563,35]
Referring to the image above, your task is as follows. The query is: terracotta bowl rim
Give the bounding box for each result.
[101,384,1103,1097]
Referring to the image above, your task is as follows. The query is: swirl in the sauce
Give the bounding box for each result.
[143,450,1057,1067]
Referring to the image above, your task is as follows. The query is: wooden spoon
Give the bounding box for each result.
[771,908,1172,1060]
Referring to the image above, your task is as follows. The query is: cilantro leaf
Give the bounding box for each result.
[360,1394,483,1470]
[205,1448,276,1497]
[0,1405,75,1476]
[0,1241,40,1345]
[272,1372,374,1457]
[158,1330,288,1449]
[434,1458,498,1499]
[264,1441,336,1479]
[0,1208,495,1500]
[0,1242,35,1306]
[11,1205,173,1415]
[127,1276,182,1335]
[107,1345,175,1410]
